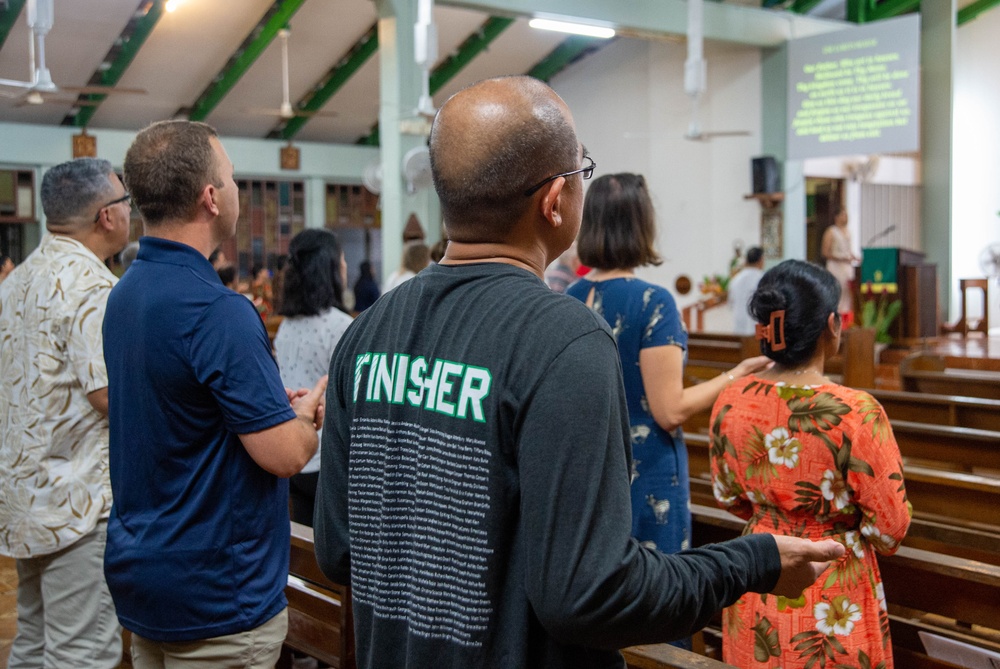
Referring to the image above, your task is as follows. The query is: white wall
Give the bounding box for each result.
[551,37,763,311]
[804,154,921,258]
[953,10,1000,332]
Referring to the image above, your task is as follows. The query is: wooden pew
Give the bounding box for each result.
[279,522,355,669]
[282,522,736,669]
[265,315,284,349]
[623,645,735,669]
[684,433,1000,562]
[901,353,1000,400]
[690,503,1000,669]
[889,420,1000,473]
[684,387,1000,441]
[683,328,875,391]
[686,333,758,365]
[864,389,1000,431]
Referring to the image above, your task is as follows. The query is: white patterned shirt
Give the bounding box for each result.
[0,235,117,558]
[274,306,353,473]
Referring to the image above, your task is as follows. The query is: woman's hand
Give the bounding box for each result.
[731,355,773,380]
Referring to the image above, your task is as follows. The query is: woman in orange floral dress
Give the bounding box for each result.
[710,260,911,669]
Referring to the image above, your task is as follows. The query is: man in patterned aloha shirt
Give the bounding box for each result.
[0,158,131,667]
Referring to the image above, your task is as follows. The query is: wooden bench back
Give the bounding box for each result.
[868,389,1000,431]
[683,328,875,391]
[284,522,355,669]
[689,503,1000,668]
[284,522,737,669]
[683,433,1000,558]
[901,353,1000,400]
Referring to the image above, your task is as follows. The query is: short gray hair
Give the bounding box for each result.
[41,158,116,226]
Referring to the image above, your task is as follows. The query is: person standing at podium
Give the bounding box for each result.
[822,209,860,322]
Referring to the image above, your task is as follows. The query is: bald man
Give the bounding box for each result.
[314,76,844,668]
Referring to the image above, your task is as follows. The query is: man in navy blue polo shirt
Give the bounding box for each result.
[102,120,326,668]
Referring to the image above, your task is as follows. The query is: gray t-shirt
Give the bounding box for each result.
[315,262,782,669]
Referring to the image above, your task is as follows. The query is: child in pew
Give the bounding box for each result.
[709,259,912,669]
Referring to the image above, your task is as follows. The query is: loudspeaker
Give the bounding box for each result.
[751,156,780,194]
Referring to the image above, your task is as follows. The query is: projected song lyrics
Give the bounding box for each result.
[792,53,912,144]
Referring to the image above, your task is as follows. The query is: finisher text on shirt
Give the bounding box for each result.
[353,353,492,422]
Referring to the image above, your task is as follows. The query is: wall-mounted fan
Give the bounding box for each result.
[682,0,750,142]
[362,162,382,196]
[246,28,337,120]
[0,0,145,106]
[402,146,433,194]
[980,242,1000,283]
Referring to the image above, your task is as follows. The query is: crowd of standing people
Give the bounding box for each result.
[0,75,908,669]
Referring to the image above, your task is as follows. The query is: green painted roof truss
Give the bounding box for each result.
[358,15,515,147]
[271,22,379,140]
[186,0,307,122]
[66,0,166,128]
[0,0,26,52]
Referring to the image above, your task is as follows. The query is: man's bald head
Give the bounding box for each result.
[429,76,579,243]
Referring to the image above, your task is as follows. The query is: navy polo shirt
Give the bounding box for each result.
[102,237,297,642]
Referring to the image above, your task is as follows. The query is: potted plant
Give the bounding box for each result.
[858,293,902,361]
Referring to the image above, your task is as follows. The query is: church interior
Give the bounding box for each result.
[1,0,1000,667]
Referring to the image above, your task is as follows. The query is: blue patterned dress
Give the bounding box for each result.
[566,278,691,554]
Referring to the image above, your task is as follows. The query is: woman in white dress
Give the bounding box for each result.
[274,229,353,526]
[822,210,860,317]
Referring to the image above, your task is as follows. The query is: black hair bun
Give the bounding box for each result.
[749,287,787,322]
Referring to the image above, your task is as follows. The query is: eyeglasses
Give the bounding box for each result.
[523,155,596,197]
[94,192,132,222]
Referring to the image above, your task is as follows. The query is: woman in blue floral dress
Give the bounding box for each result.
[566,173,770,558]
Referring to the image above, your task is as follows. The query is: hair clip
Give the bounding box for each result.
[755,309,787,351]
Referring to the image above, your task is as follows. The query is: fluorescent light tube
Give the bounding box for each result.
[529,19,615,39]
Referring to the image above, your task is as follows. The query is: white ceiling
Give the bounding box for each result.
[0,1,988,145]
[0,0,571,144]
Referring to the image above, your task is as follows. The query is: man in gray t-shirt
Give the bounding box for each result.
[315,76,844,669]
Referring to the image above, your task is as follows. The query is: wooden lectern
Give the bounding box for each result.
[858,247,938,341]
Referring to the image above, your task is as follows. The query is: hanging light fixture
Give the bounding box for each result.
[528,19,614,39]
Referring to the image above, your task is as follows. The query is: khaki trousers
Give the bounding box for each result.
[130,608,288,669]
[9,519,121,669]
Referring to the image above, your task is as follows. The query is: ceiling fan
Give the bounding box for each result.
[682,0,750,142]
[246,28,337,120]
[0,0,146,106]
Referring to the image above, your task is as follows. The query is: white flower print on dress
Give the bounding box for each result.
[861,522,898,552]
[765,427,801,468]
[820,470,851,510]
[843,530,865,559]
[875,582,887,611]
[814,596,862,637]
[713,462,739,505]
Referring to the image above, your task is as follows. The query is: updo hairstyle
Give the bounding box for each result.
[749,259,840,367]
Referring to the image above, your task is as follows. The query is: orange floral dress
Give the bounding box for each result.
[709,377,911,669]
